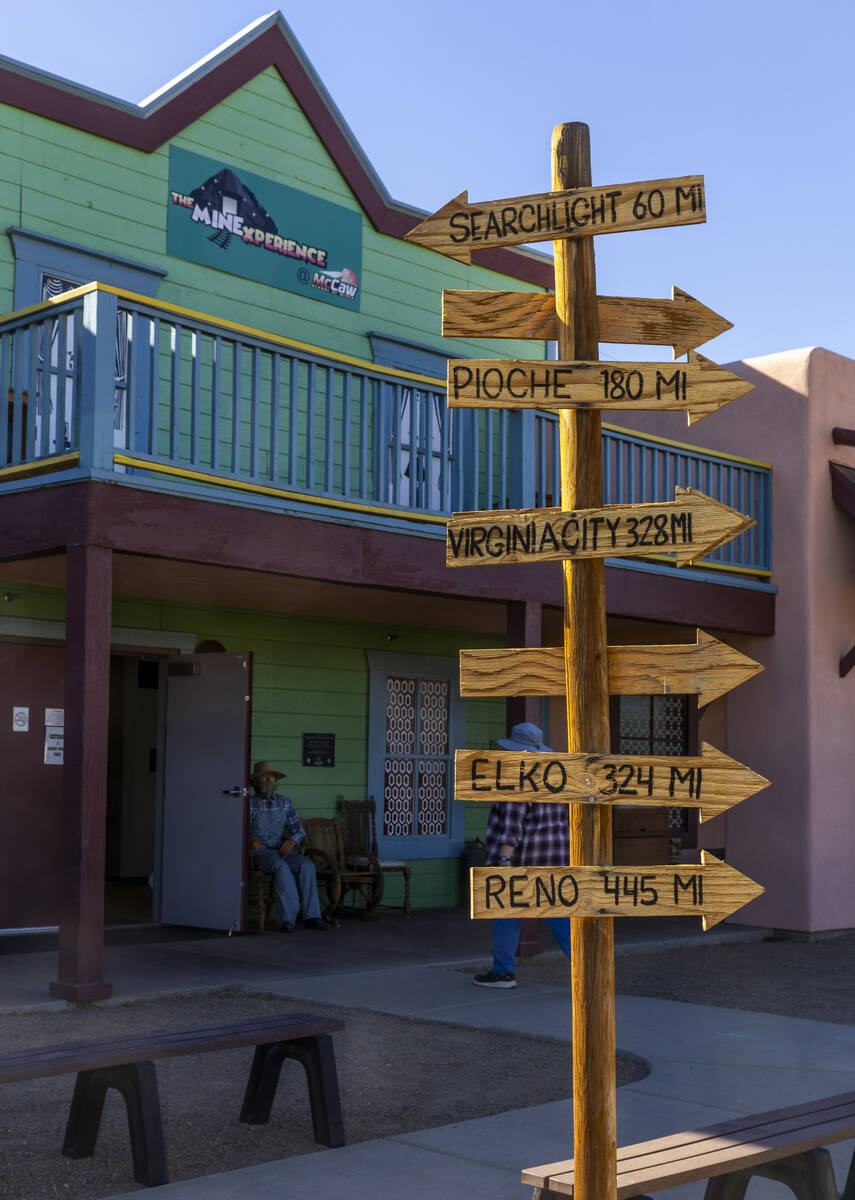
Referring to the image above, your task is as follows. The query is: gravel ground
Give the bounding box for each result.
[513,931,855,1025]
[0,988,645,1200]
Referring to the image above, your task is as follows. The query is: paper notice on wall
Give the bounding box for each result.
[12,707,29,733]
[44,727,64,765]
[45,708,64,727]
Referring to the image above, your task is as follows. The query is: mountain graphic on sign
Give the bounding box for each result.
[190,168,278,248]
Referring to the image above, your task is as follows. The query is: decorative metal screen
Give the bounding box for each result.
[383,674,451,837]
[617,694,689,850]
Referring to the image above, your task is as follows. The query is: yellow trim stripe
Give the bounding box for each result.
[602,422,771,469]
[114,455,770,576]
[634,551,772,578]
[113,455,448,525]
[0,452,80,481]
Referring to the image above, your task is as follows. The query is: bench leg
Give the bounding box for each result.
[63,1062,168,1188]
[704,1149,839,1200]
[239,1034,345,1148]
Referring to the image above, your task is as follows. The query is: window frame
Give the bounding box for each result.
[365,649,466,859]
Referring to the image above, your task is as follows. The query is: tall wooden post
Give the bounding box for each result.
[553,122,616,1200]
[50,542,113,1003]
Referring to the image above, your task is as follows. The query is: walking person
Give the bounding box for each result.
[473,723,572,989]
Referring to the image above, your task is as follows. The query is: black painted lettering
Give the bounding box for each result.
[519,758,540,792]
[449,212,471,244]
[535,875,556,907]
[468,527,487,557]
[558,873,579,907]
[640,875,658,905]
[673,873,700,905]
[509,874,529,908]
[570,196,589,228]
[511,523,532,554]
[518,203,536,234]
[605,516,621,546]
[589,193,605,224]
[606,190,622,221]
[602,872,620,905]
[543,760,568,794]
[484,526,505,558]
[507,368,528,399]
[495,759,515,792]
[589,516,605,550]
[451,365,472,400]
[671,511,689,544]
[470,211,483,241]
[447,527,465,558]
[669,765,698,799]
[485,873,505,909]
[484,209,502,239]
[553,368,573,398]
[636,765,654,796]
[470,758,491,792]
[560,519,580,553]
[617,763,637,795]
[538,522,560,554]
[482,368,503,400]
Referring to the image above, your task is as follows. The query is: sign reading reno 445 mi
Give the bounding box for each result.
[167,147,363,310]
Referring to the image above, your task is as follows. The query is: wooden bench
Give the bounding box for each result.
[523,1090,855,1199]
[0,1012,345,1188]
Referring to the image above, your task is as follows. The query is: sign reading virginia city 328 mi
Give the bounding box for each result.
[167,146,363,310]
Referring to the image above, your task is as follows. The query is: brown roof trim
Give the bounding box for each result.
[0,482,774,635]
[830,461,855,520]
[0,21,552,289]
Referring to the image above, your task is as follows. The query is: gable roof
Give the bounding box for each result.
[0,13,552,288]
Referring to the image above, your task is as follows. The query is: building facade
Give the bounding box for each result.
[0,15,783,1000]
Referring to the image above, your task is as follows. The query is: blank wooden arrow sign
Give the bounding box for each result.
[447,352,752,426]
[459,630,763,707]
[446,488,754,569]
[442,287,733,358]
[405,176,705,262]
[469,852,763,929]
[454,743,769,823]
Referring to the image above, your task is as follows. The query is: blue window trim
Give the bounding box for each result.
[8,227,166,308]
[365,649,465,860]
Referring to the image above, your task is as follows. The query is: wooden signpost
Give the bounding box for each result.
[446,489,754,568]
[459,631,763,707]
[407,122,765,1200]
[447,352,752,424]
[442,286,733,356]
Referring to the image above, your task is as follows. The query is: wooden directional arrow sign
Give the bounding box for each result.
[455,743,769,823]
[459,630,763,708]
[469,852,763,930]
[447,352,752,426]
[442,287,733,358]
[405,176,705,262]
[446,488,754,569]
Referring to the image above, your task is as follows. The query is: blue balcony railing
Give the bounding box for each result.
[0,284,772,576]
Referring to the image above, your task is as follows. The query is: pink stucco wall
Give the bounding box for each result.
[617,347,855,932]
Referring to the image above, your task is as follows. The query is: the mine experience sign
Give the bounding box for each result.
[408,122,766,1200]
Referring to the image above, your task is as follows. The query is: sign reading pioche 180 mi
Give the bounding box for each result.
[167,147,363,310]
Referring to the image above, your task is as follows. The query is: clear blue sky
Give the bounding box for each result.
[3,1,853,364]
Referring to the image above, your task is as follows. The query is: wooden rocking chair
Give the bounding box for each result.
[338,796,411,917]
[301,816,385,920]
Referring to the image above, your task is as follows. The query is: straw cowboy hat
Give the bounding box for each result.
[251,759,286,780]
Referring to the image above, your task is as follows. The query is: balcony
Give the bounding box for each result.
[0,284,771,581]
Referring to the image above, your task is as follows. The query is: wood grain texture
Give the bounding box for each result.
[446,488,755,569]
[405,175,706,262]
[454,744,769,821]
[459,630,763,707]
[470,852,763,928]
[446,352,753,425]
[521,1091,855,1197]
[442,287,733,357]
[553,121,615,1200]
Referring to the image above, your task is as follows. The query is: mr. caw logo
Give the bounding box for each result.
[169,160,360,306]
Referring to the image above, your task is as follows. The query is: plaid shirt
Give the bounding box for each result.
[484,801,570,867]
[249,793,306,851]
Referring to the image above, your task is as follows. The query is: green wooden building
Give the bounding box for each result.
[0,14,774,999]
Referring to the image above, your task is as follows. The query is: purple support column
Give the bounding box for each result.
[50,543,113,1002]
[505,600,544,959]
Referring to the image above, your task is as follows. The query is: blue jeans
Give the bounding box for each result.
[492,917,572,975]
[253,849,321,925]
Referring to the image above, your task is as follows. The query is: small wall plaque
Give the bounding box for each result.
[302,732,335,767]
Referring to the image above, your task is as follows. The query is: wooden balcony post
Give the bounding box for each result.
[50,542,113,1002]
[77,287,119,475]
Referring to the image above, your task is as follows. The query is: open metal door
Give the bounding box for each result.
[159,652,251,930]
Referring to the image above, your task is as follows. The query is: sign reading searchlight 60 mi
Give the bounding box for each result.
[167,146,363,310]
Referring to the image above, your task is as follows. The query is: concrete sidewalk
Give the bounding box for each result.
[6,913,852,1199]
